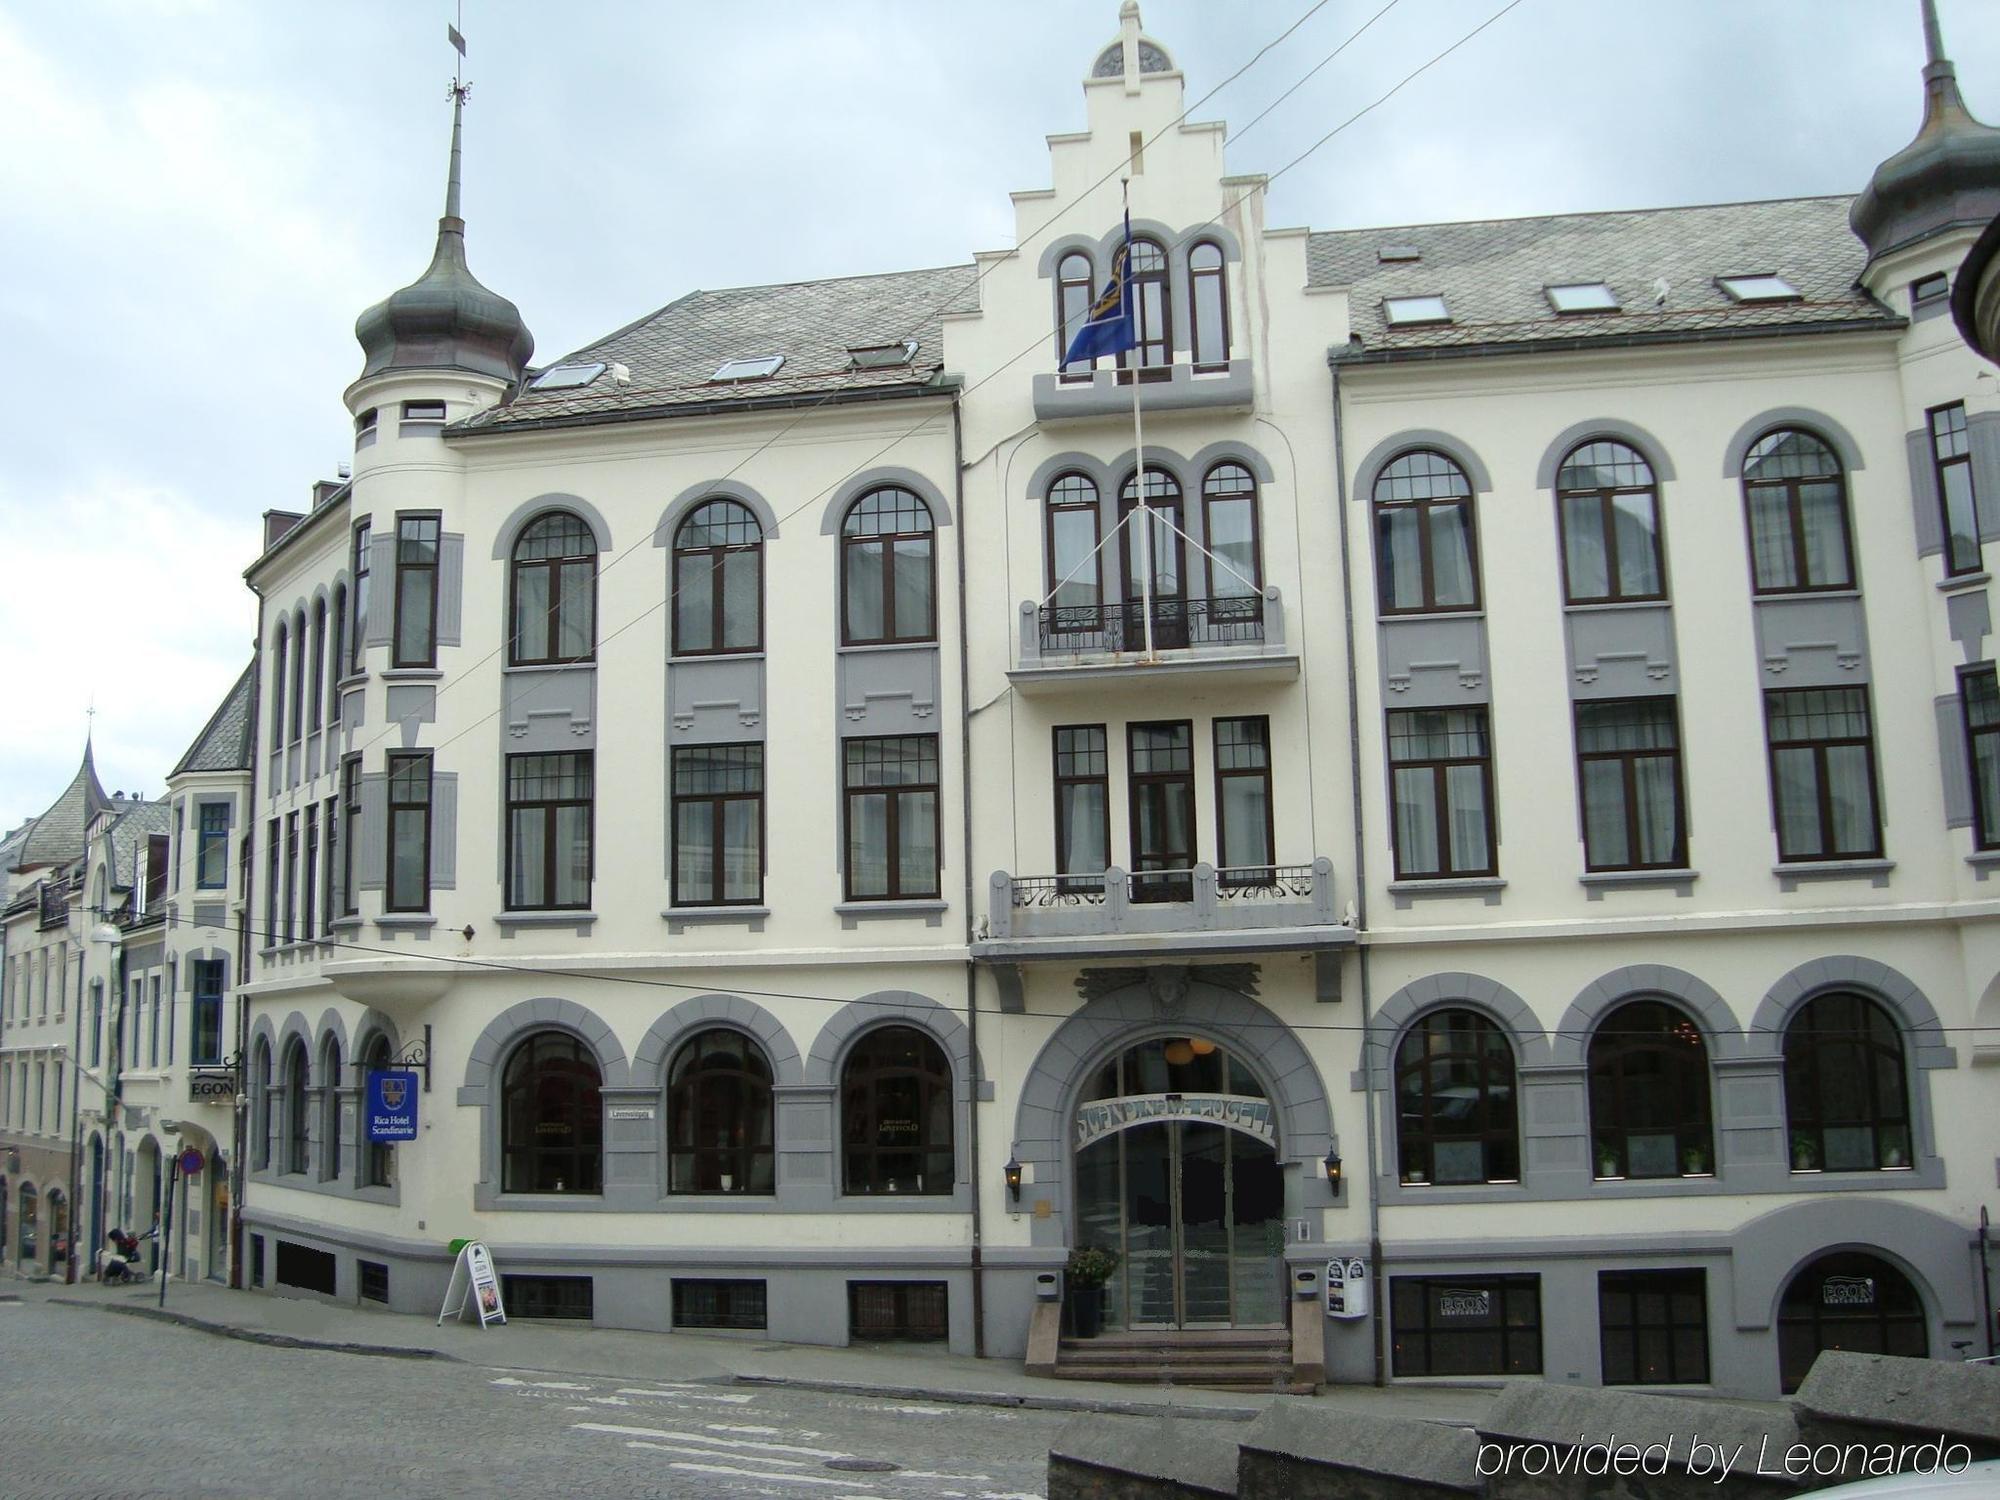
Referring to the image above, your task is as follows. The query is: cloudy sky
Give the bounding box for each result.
[2,0,1995,830]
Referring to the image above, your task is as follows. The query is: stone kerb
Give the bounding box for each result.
[1047,1413,1243,1500]
[1792,1352,2000,1462]
[1236,1400,1481,1499]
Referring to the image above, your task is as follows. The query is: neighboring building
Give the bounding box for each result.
[223,2,1999,1400]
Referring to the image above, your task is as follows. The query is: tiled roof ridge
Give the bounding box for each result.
[1308,192,1858,245]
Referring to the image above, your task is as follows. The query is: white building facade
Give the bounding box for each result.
[227,5,1999,1399]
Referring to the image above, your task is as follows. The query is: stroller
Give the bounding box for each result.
[98,1228,145,1284]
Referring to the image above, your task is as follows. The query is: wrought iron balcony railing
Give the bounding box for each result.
[1013,587,1295,681]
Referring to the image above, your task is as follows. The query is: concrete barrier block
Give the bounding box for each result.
[1792,1352,2000,1462]
[1048,1413,1242,1500]
[1236,1398,1480,1499]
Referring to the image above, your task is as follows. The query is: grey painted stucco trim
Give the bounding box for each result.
[457,997,633,1106]
[1031,363,1254,420]
[1350,430,1495,498]
[1025,452,1115,501]
[1720,407,1867,477]
[817,467,953,536]
[1036,232,1103,280]
[1747,955,1956,1070]
[1358,973,1550,1087]
[655,480,781,547]
[1534,417,1680,488]
[631,994,804,1088]
[1730,1197,1979,1330]
[801,990,977,1088]
[1547,965,1743,1066]
[489,492,616,559]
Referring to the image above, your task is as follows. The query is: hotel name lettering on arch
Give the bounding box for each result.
[1073,1092,1276,1149]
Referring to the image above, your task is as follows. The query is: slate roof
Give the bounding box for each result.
[9,743,111,872]
[172,661,258,777]
[100,800,170,894]
[1309,195,1903,361]
[454,264,979,434]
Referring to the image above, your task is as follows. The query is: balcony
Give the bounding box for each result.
[975,859,1351,963]
[37,877,70,929]
[1010,590,1299,692]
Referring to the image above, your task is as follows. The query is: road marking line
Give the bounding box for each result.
[653,1460,871,1488]
[615,1386,757,1404]
[490,1377,592,1390]
[706,1423,783,1434]
[901,1474,993,1483]
[619,1440,807,1468]
[870,1404,948,1415]
[573,1422,848,1459]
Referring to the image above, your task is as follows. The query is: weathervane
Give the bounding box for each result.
[447,2,470,105]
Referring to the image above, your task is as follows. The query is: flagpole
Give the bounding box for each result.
[1124,182,1154,663]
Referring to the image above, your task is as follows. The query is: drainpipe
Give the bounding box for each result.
[233,583,264,1290]
[1329,361,1386,1388]
[64,941,83,1282]
[1980,1207,1995,1359]
[952,395,987,1360]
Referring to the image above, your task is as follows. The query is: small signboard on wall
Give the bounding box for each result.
[1326,1258,1370,1321]
[439,1240,506,1328]
[366,1069,420,1143]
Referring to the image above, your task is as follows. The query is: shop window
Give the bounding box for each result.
[668,1029,775,1195]
[1777,1252,1926,1394]
[1599,1269,1709,1385]
[1782,992,1911,1172]
[1394,1009,1518,1185]
[1587,1001,1713,1179]
[673,1278,768,1331]
[841,1026,952,1196]
[848,1281,948,1341]
[501,1031,603,1194]
[1391,1275,1541,1376]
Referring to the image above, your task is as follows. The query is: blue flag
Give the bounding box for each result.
[1062,213,1137,367]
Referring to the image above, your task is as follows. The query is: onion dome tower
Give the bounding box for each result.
[1849,0,2000,267]
[353,84,533,385]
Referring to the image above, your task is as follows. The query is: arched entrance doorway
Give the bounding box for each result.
[46,1188,68,1278]
[1073,1037,1284,1330]
[18,1182,38,1264]
[1777,1250,1929,1392]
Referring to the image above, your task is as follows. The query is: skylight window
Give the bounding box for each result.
[1546,282,1620,314]
[848,339,918,370]
[712,355,785,382]
[530,362,606,391]
[1378,244,1422,264]
[1717,274,1800,304]
[1383,295,1450,327]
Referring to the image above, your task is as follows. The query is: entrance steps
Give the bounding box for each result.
[1052,1328,1308,1393]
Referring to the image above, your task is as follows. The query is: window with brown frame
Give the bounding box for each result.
[1962,665,2000,849]
[1929,402,1980,577]
[673,500,763,655]
[1392,1275,1541,1377]
[1575,698,1686,872]
[328,584,346,722]
[282,813,297,943]
[289,609,306,741]
[320,793,337,933]
[392,513,440,668]
[1044,473,1102,632]
[671,744,764,906]
[1188,240,1229,370]
[339,755,361,917]
[263,818,279,950]
[1056,251,1095,379]
[501,1030,602,1194]
[505,752,593,911]
[841,1025,953,1196]
[668,1028,775,1195]
[361,1032,394,1189]
[1118,467,1187,646]
[349,520,371,673]
[384,751,432,913]
[1394,1008,1519,1185]
[1741,430,1854,594]
[1388,707,1496,879]
[1201,462,1261,625]
[510,511,598,665]
[1599,1270,1709,1386]
[308,598,326,732]
[1556,441,1665,604]
[1052,726,1110,887]
[1214,717,1274,883]
[1127,720,1195,902]
[843,735,940,900]
[282,1038,309,1174]
[300,806,317,941]
[1782,991,1911,1172]
[1372,450,1479,614]
[269,624,287,753]
[1116,236,1171,380]
[1765,687,1881,861]
[840,488,935,645]
[1587,1001,1712,1179]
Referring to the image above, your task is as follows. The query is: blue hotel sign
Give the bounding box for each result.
[366,1069,420,1142]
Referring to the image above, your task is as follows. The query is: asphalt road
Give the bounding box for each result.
[0,1299,1063,1499]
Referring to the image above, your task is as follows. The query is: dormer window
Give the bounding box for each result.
[713,355,785,382]
[1383,295,1450,328]
[530,362,606,391]
[848,340,917,370]
[1717,274,1799,304]
[1546,283,1619,315]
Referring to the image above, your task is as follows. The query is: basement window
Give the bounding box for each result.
[1546,282,1620,314]
[530,362,606,391]
[712,355,785,382]
[1383,295,1451,327]
[848,340,918,370]
[1717,274,1800,304]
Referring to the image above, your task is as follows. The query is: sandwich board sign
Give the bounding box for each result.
[438,1239,506,1328]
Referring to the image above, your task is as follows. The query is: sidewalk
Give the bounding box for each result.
[27,1274,1498,1426]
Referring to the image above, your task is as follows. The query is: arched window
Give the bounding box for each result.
[320,1035,343,1182]
[269,624,287,754]
[841,1026,952,1196]
[1188,240,1229,370]
[1201,462,1262,625]
[328,585,346,725]
[668,1029,775,1195]
[1045,473,1102,623]
[1372,451,1479,614]
[252,1041,271,1171]
[1587,1001,1712,1179]
[841,488,935,645]
[289,609,307,741]
[510,511,599,665]
[281,1039,309,1175]
[1118,467,1186,645]
[1056,251,1096,378]
[501,1031,602,1194]
[1557,441,1664,604]
[1119,237,1171,377]
[309,599,327,733]
[673,500,763,655]
[1783,992,1911,1172]
[1741,429,1854,593]
[1778,1251,1927,1393]
[360,1033,393,1189]
[1395,1009,1518,1185]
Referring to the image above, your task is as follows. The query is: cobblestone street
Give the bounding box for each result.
[0,1300,1061,1498]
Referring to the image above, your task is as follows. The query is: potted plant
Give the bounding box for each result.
[1790,1131,1819,1172]
[1595,1139,1622,1180]
[1681,1144,1710,1176]
[1065,1246,1119,1338]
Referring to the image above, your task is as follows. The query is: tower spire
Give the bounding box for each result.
[1916,0,1973,131]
